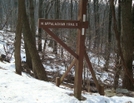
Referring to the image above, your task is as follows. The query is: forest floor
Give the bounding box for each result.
[1,30,134,102]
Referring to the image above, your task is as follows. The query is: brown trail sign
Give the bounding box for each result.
[38,0,104,100]
[39,19,88,29]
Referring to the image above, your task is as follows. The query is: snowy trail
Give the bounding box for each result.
[0,68,78,103]
[0,62,134,103]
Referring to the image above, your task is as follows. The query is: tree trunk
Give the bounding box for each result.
[53,0,60,55]
[93,0,99,49]
[132,4,134,36]
[14,0,23,75]
[121,0,134,90]
[104,3,112,71]
[114,0,122,89]
[23,31,32,69]
[24,0,35,69]
[0,1,2,29]
[29,0,35,37]
[21,0,48,81]
[38,0,44,51]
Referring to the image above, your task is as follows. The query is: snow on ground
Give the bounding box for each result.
[0,31,134,103]
[0,61,134,103]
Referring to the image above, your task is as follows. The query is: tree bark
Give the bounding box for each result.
[29,0,35,37]
[53,0,60,55]
[38,0,44,51]
[121,0,134,90]
[24,0,35,69]
[93,0,99,49]
[114,0,122,89]
[21,0,48,81]
[23,30,32,69]
[14,0,23,75]
[104,2,112,71]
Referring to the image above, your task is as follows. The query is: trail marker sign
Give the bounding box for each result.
[38,0,103,100]
[39,19,88,29]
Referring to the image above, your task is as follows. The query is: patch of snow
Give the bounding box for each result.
[0,31,134,103]
[100,72,108,82]
[46,60,50,64]
[0,62,134,103]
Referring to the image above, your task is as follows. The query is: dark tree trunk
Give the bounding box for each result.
[114,0,121,89]
[38,0,44,51]
[21,0,48,81]
[103,2,112,71]
[121,0,134,90]
[23,32,32,69]
[114,0,122,89]
[132,4,134,34]
[14,0,23,75]
[111,0,134,90]
[53,0,60,55]
[24,0,35,69]
[29,0,35,37]
[93,0,99,49]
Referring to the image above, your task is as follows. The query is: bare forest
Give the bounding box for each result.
[0,0,134,99]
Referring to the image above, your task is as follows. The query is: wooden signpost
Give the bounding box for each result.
[38,0,104,100]
[39,19,88,28]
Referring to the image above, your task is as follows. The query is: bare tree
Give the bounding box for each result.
[103,0,112,71]
[114,0,122,89]
[24,0,36,69]
[14,0,22,75]
[21,0,48,81]
[121,0,134,90]
[53,0,60,55]
[93,0,99,49]
[38,0,44,51]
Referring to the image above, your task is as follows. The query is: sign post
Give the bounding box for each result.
[39,19,88,28]
[74,0,88,99]
[38,0,103,100]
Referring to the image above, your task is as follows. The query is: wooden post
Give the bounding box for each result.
[60,59,76,83]
[84,51,99,91]
[56,77,60,87]
[74,0,88,100]
[85,51,105,95]
[99,85,105,95]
